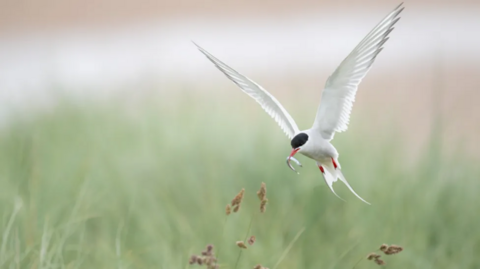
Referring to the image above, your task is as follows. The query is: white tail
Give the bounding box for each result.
[317,161,370,205]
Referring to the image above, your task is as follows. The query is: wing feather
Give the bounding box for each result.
[194,43,300,139]
[313,3,404,140]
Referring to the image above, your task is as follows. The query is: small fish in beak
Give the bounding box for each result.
[286,148,302,173]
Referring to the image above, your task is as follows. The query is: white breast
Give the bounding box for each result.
[299,129,339,162]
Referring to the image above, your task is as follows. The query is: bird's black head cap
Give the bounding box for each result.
[291,133,309,149]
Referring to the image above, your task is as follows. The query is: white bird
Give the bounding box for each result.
[194,3,404,204]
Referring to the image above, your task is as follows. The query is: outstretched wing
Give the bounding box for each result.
[194,43,300,139]
[313,3,404,140]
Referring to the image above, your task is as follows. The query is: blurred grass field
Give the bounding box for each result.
[0,92,478,269]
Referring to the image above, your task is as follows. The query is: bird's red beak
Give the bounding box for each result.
[289,148,299,159]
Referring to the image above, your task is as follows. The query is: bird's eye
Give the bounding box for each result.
[291,133,309,148]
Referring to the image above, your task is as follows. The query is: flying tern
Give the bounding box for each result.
[194,3,404,204]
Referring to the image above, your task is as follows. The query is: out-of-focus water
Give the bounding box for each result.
[0,8,478,101]
[0,7,479,157]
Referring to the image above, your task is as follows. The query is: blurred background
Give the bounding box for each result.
[0,0,479,268]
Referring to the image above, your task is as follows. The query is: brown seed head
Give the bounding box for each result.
[197,257,203,265]
[205,256,213,266]
[391,245,403,250]
[201,244,214,256]
[385,245,403,255]
[260,198,268,213]
[226,204,232,215]
[374,258,386,265]
[248,235,256,245]
[257,182,267,201]
[233,204,241,213]
[189,255,198,264]
[205,257,217,268]
[379,244,388,251]
[236,241,247,249]
[367,253,380,260]
[254,265,268,269]
[231,188,245,207]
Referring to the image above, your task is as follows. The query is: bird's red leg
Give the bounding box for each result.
[331,158,338,169]
[318,165,325,173]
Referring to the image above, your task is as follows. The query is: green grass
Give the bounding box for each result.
[0,95,478,268]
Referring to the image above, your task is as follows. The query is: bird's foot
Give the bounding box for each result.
[318,165,325,173]
[331,157,338,169]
